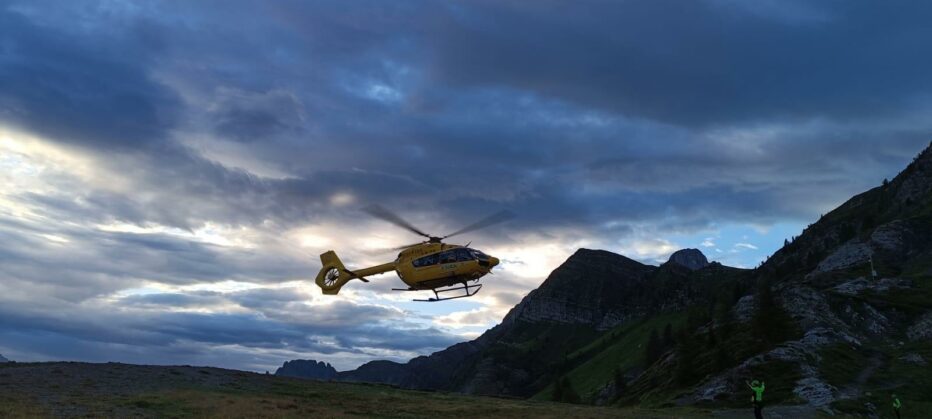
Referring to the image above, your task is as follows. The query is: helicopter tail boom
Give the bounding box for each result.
[315,251,395,295]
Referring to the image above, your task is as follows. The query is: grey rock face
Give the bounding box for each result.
[666,248,709,270]
[274,359,337,380]
[503,248,657,330]
[832,277,911,296]
[814,241,871,273]
[907,313,932,341]
[779,286,855,341]
[870,221,909,253]
[793,374,837,408]
[900,353,927,366]
[732,295,756,323]
[893,145,932,204]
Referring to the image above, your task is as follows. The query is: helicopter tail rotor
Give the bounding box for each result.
[315,251,353,295]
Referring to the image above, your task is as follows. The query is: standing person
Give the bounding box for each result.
[746,380,765,419]
[892,394,901,419]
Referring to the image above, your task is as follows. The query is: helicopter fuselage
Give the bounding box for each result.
[395,243,499,290]
[314,242,500,297]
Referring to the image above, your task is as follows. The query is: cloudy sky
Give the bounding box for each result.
[1,0,930,372]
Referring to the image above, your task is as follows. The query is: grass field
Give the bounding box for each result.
[0,361,723,418]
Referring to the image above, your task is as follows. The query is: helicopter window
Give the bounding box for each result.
[412,253,439,267]
[454,248,474,262]
[440,251,457,264]
[469,248,489,260]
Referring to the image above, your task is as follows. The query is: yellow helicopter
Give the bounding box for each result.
[314,205,511,302]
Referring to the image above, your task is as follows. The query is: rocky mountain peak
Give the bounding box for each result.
[666,248,709,270]
[0,354,8,363]
[275,359,336,380]
[501,248,657,330]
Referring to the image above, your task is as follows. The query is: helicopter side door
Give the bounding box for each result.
[408,251,445,284]
[439,248,480,277]
[409,248,478,284]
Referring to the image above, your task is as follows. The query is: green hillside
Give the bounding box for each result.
[532,312,685,403]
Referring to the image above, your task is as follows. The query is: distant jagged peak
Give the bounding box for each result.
[275,359,337,380]
[665,248,709,270]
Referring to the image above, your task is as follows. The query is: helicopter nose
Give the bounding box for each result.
[489,256,500,268]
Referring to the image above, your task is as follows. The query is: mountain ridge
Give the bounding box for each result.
[294,246,748,397]
[280,142,932,414]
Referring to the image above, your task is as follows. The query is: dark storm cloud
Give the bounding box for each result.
[211,90,307,143]
[425,0,932,126]
[0,7,179,150]
[4,0,925,233]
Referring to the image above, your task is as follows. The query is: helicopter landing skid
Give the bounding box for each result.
[402,282,482,302]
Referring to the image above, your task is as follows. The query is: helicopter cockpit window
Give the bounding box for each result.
[469,248,490,261]
[413,253,439,268]
[454,248,474,262]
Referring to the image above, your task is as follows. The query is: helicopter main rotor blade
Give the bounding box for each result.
[363,242,425,256]
[362,204,431,238]
[389,242,426,251]
[442,210,515,239]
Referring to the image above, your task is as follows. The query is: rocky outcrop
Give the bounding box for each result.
[666,248,709,270]
[831,277,912,296]
[907,313,932,341]
[274,360,337,380]
[813,241,871,273]
[893,145,932,204]
[732,294,756,323]
[900,353,927,366]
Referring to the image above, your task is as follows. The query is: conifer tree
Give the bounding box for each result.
[552,375,564,402]
[662,323,674,348]
[560,377,580,403]
[673,329,697,386]
[752,278,795,349]
[645,328,661,367]
[613,367,626,394]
